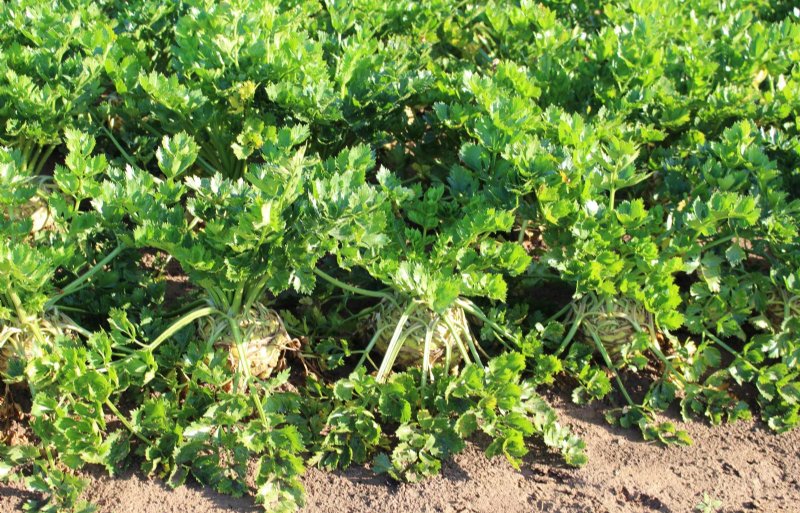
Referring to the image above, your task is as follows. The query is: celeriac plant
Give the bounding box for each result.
[298,145,534,383]
[1,131,125,389]
[99,129,312,403]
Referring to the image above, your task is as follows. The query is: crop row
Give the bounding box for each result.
[1,1,799,511]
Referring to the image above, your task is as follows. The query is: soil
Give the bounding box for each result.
[139,249,195,303]
[2,391,798,513]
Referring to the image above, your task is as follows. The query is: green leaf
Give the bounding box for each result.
[724,244,746,267]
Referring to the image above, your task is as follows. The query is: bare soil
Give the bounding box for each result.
[2,391,798,513]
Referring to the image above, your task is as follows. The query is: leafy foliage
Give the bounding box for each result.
[308,352,586,480]
[0,0,115,174]
[1,0,799,511]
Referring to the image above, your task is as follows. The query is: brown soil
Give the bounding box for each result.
[139,249,195,303]
[2,393,797,513]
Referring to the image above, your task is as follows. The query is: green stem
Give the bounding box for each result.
[105,399,151,445]
[204,131,231,175]
[232,283,245,315]
[702,234,736,252]
[443,312,482,367]
[647,343,688,386]
[588,328,635,406]
[56,312,93,339]
[555,302,587,355]
[166,298,208,318]
[782,293,791,330]
[8,291,46,346]
[421,316,438,387]
[609,187,616,212]
[20,140,33,172]
[517,219,530,244]
[338,303,382,325]
[313,268,393,301]
[206,287,228,313]
[444,324,453,372]
[196,155,218,175]
[456,299,515,349]
[703,331,758,372]
[145,306,218,352]
[457,307,489,360]
[201,318,228,354]
[28,146,43,174]
[46,244,126,308]
[227,317,269,426]
[44,447,56,468]
[100,126,139,170]
[629,317,688,385]
[243,274,271,312]
[32,145,56,177]
[356,324,390,369]
[545,302,573,324]
[376,302,418,382]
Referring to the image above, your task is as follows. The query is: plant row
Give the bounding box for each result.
[1,1,799,511]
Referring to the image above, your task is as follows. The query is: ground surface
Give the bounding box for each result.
[2,391,798,513]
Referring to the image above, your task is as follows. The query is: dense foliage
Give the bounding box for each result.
[1,0,798,511]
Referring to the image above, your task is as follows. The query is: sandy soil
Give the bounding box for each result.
[2,392,798,513]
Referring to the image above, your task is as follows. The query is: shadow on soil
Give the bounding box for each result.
[0,485,38,510]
